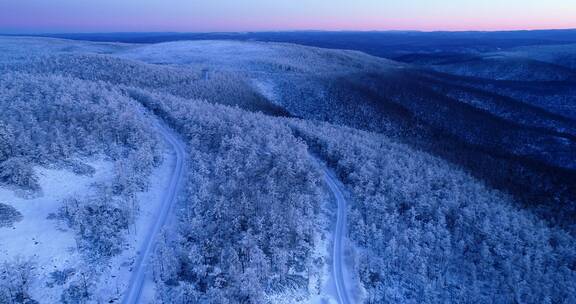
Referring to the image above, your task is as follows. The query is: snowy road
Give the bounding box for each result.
[323,168,354,304]
[122,122,186,304]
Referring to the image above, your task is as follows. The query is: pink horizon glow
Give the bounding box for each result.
[1,0,575,33]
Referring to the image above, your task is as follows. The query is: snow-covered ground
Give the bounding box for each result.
[252,78,281,106]
[122,122,186,304]
[322,167,356,304]
[0,148,175,303]
[0,159,113,302]
[307,203,339,304]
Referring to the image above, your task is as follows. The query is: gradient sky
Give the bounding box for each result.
[1,0,575,33]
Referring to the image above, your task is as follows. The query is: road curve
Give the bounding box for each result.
[123,122,186,304]
[323,168,354,304]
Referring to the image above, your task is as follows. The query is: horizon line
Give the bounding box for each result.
[2,27,576,36]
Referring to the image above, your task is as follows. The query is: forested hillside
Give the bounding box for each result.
[290,119,576,303]
[116,40,576,229]
[128,89,324,302]
[0,73,160,190]
[0,36,574,303]
[0,53,286,116]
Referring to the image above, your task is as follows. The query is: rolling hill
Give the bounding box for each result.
[0,36,574,303]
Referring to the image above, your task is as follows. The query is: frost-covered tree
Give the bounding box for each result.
[0,258,37,304]
[0,158,39,191]
[0,123,14,162]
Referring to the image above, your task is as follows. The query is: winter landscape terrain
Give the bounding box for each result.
[0,31,575,303]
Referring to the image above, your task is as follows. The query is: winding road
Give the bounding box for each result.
[255,78,353,303]
[121,120,350,303]
[323,168,354,304]
[122,122,186,304]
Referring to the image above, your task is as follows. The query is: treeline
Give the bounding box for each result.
[129,89,323,303]
[290,119,576,303]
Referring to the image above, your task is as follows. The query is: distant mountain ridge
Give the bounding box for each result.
[4,29,576,56]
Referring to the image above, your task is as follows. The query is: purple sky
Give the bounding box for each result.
[1,0,575,33]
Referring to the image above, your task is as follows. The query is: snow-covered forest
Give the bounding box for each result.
[0,71,163,302]
[0,36,575,303]
[132,90,324,302]
[290,120,576,303]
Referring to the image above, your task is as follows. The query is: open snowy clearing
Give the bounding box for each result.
[0,145,176,303]
[0,159,113,302]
